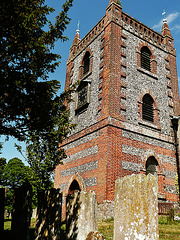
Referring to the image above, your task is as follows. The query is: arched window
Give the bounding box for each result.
[146,156,158,175]
[142,94,154,122]
[141,46,151,71]
[83,51,90,75]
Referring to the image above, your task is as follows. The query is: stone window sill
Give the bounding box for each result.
[138,120,161,131]
[137,67,158,80]
[80,71,92,81]
[75,102,89,115]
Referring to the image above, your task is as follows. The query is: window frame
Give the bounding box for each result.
[75,80,90,114]
[83,52,90,76]
[141,46,151,72]
[79,49,93,80]
[142,94,154,123]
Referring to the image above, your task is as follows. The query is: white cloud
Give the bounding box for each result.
[171,24,180,32]
[152,12,180,30]
[167,12,179,24]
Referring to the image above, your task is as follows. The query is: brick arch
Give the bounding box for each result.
[141,149,166,196]
[138,90,160,128]
[66,173,86,195]
[138,90,158,109]
[136,42,157,74]
[141,149,164,175]
[137,42,156,59]
[80,48,93,65]
[79,48,93,79]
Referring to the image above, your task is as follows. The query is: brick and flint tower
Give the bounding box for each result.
[54,0,180,209]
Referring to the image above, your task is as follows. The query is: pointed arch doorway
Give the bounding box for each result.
[66,175,85,224]
[68,179,81,195]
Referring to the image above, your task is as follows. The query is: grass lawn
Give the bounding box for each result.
[98,218,180,240]
[3,217,180,239]
[159,223,180,240]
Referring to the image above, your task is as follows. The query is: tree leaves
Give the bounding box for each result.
[1,0,76,188]
[0,0,74,140]
[2,158,27,189]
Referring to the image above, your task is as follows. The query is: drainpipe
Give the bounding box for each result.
[171,117,180,200]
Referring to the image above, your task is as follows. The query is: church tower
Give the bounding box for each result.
[54,1,180,214]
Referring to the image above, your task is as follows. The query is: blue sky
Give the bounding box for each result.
[1,0,180,162]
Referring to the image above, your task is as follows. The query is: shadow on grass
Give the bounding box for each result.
[3,220,66,240]
[2,229,35,240]
[3,229,66,240]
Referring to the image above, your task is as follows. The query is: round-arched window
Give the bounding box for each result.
[142,94,154,122]
[141,46,151,71]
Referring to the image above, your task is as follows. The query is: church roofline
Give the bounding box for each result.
[68,9,173,63]
[122,11,164,39]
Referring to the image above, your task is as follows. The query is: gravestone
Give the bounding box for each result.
[35,189,62,240]
[66,191,97,240]
[113,174,159,240]
[0,188,5,233]
[85,231,105,240]
[11,182,32,240]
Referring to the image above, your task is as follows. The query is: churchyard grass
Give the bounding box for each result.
[4,217,180,239]
[98,218,114,240]
[97,218,180,240]
[4,219,11,230]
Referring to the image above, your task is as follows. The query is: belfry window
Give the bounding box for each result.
[142,94,154,122]
[141,47,151,71]
[83,51,90,75]
[75,80,90,114]
[77,83,88,108]
[146,157,158,175]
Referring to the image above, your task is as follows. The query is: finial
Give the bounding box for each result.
[108,0,121,6]
[162,10,167,23]
[76,20,80,34]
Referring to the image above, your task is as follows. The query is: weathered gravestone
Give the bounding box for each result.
[0,188,5,233]
[113,174,159,240]
[66,191,97,240]
[11,182,32,240]
[85,231,105,240]
[35,189,62,240]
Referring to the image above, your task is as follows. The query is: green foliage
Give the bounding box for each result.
[1,0,77,192]
[175,174,179,195]
[5,189,14,214]
[0,157,6,185]
[159,209,176,225]
[117,0,121,5]
[1,158,32,214]
[159,215,168,225]
[0,0,73,141]
[2,158,28,189]
[16,86,76,189]
[167,208,175,224]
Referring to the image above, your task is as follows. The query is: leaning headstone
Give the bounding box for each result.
[0,188,5,233]
[85,231,105,240]
[66,191,97,240]
[35,189,62,240]
[11,182,32,240]
[113,174,159,240]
